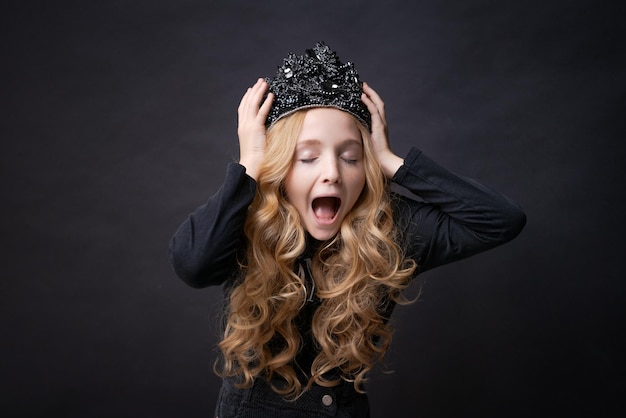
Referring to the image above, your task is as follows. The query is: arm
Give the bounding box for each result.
[361,83,525,273]
[168,163,256,288]
[168,79,274,288]
[392,148,526,272]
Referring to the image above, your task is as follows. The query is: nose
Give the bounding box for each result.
[321,156,341,184]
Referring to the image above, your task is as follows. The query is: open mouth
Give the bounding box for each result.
[312,197,341,221]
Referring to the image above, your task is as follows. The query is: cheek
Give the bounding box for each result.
[347,170,367,200]
[284,169,305,203]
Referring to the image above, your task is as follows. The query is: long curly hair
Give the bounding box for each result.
[216,109,416,399]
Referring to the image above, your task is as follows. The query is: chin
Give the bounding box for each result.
[307,228,339,242]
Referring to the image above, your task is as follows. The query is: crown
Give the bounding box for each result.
[264,42,371,129]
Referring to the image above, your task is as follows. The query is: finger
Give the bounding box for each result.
[362,82,386,120]
[238,87,252,114]
[361,93,384,127]
[239,79,265,116]
[248,78,268,108]
[258,92,274,122]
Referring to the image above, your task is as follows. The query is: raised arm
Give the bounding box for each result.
[167,79,274,288]
[392,148,526,273]
[168,164,256,288]
[361,82,525,273]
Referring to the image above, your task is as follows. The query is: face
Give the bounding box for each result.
[284,108,366,241]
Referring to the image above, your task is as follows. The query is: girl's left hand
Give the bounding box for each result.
[361,82,404,178]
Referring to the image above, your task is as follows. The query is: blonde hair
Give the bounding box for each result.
[216,109,416,398]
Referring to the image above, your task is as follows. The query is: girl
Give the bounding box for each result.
[168,43,526,417]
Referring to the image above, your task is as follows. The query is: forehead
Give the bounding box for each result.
[297,108,362,142]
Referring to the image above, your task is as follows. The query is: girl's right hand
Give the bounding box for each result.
[237,78,274,181]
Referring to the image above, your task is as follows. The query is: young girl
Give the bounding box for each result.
[168,42,526,417]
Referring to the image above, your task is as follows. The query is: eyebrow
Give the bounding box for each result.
[296,138,363,148]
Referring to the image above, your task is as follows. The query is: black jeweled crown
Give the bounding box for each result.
[264,42,371,129]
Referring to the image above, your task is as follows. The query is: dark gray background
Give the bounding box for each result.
[2,0,624,417]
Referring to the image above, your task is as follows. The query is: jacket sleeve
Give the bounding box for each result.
[167,163,256,288]
[392,147,526,274]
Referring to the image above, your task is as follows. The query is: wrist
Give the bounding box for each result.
[378,151,404,178]
[239,156,263,181]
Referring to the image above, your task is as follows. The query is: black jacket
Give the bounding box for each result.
[168,147,526,289]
